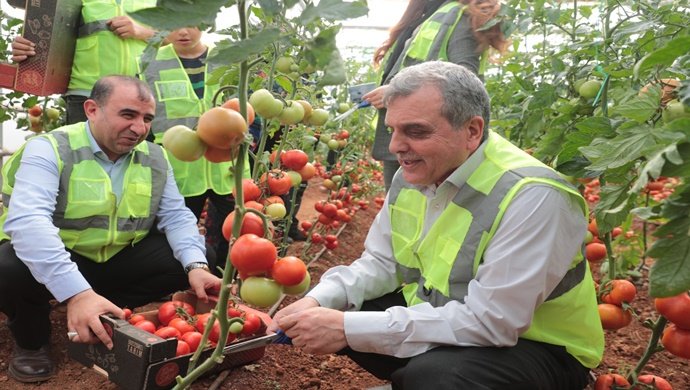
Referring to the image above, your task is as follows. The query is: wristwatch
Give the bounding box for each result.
[184,262,210,274]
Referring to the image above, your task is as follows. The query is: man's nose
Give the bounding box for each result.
[131,118,149,136]
[388,128,406,154]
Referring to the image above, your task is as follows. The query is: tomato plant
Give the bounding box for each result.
[230,233,277,276]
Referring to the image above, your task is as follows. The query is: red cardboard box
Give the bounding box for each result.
[0,0,81,96]
[68,291,274,390]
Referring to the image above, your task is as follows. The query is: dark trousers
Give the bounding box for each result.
[341,292,591,390]
[0,233,216,350]
[63,95,88,125]
[185,190,235,267]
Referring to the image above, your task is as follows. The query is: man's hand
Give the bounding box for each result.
[187,268,222,302]
[106,16,154,41]
[11,36,36,63]
[363,85,388,109]
[277,306,347,355]
[268,296,320,333]
[66,289,125,349]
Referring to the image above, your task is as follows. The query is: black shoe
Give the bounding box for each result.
[9,344,55,383]
[288,228,307,241]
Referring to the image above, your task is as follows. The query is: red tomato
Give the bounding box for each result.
[230,233,277,276]
[300,220,313,231]
[322,203,338,218]
[601,279,637,306]
[661,323,690,359]
[635,374,673,390]
[586,242,607,262]
[271,256,307,286]
[134,320,156,334]
[195,313,220,343]
[297,162,316,181]
[280,149,309,170]
[175,340,191,356]
[261,170,292,196]
[157,300,195,326]
[222,210,268,240]
[168,317,196,335]
[594,373,630,390]
[240,312,262,336]
[154,326,182,339]
[180,331,203,353]
[598,303,633,330]
[655,291,690,329]
[227,306,244,318]
[122,308,132,320]
[262,195,285,206]
[129,314,146,325]
[324,240,339,250]
[233,178,262,202]
[311,233,323,244]
[324,234,337,244]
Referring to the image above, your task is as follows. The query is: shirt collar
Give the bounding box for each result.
[415,140,489,194]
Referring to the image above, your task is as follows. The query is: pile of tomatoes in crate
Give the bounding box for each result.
[124,300,264,357]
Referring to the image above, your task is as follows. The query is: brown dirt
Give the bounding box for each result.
[0,179,688,389]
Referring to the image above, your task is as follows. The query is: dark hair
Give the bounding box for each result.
[373,0,508,67]
[89,75,154,106]
[385,61,490,141]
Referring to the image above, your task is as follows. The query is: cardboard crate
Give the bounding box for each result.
[68,291,273,390]
[0,0,81,96]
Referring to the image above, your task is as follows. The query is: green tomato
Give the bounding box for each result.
[250,89,281,118]
[46,107,61,122]
[264,203,287,220]
[330,175,342,184]
[337,102,350,114]
[162,125,207,162]
[327,139,340,150]
[275,56,295,74]
[229,321,244,334]
[287,170,302,187]
[307,108,329,126]
[278,101,305,125]
[578,80,602,99]
[283,272,311,295]
[240,277,283,308]
[662,100,690,123]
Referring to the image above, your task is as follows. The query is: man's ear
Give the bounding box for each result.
[466,115,485,143]
[83,99,98,120]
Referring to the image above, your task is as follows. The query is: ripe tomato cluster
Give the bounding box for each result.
[597,279,636,330]
[229,232,309,307]
[124,300,264,357]
[655,291,690,360]
[594,373,672,390]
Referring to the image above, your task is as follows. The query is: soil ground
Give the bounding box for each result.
[0,178,688,389]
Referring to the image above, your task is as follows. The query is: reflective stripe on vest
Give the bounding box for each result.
[388,131,603,368]
[1,123,167,262]
[402,2,464,68]
[78,20,110,38]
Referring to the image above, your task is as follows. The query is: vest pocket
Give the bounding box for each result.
[73,38,100,78]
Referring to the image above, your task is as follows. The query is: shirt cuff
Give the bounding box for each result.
[306,281,350,310]
[344,310,396,355]
[45,270,91,303]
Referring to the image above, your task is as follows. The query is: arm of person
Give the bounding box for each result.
[154,163,220,300]
[3,138,124,347]
[340,185,586,358]
[107,15,155,41]
[446,13,482,76]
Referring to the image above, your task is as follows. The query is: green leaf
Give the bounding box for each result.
[255,0,282,17]
[128,0,228,30]
[634,36,690,79]
[317,51,347,87]
[647,216,690,297]
[594,182,635,233]
[207,28,282,66]
[295,0,368,25]
[580,126,657,171]
[611,95,660,123]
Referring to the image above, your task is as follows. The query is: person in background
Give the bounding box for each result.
[0,76,221,383]
[11,0,156,124]
[270,61,604,389]
[138,26,250,266]
[363,0,508,190]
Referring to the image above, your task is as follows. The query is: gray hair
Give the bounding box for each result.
[385,61,490,141]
